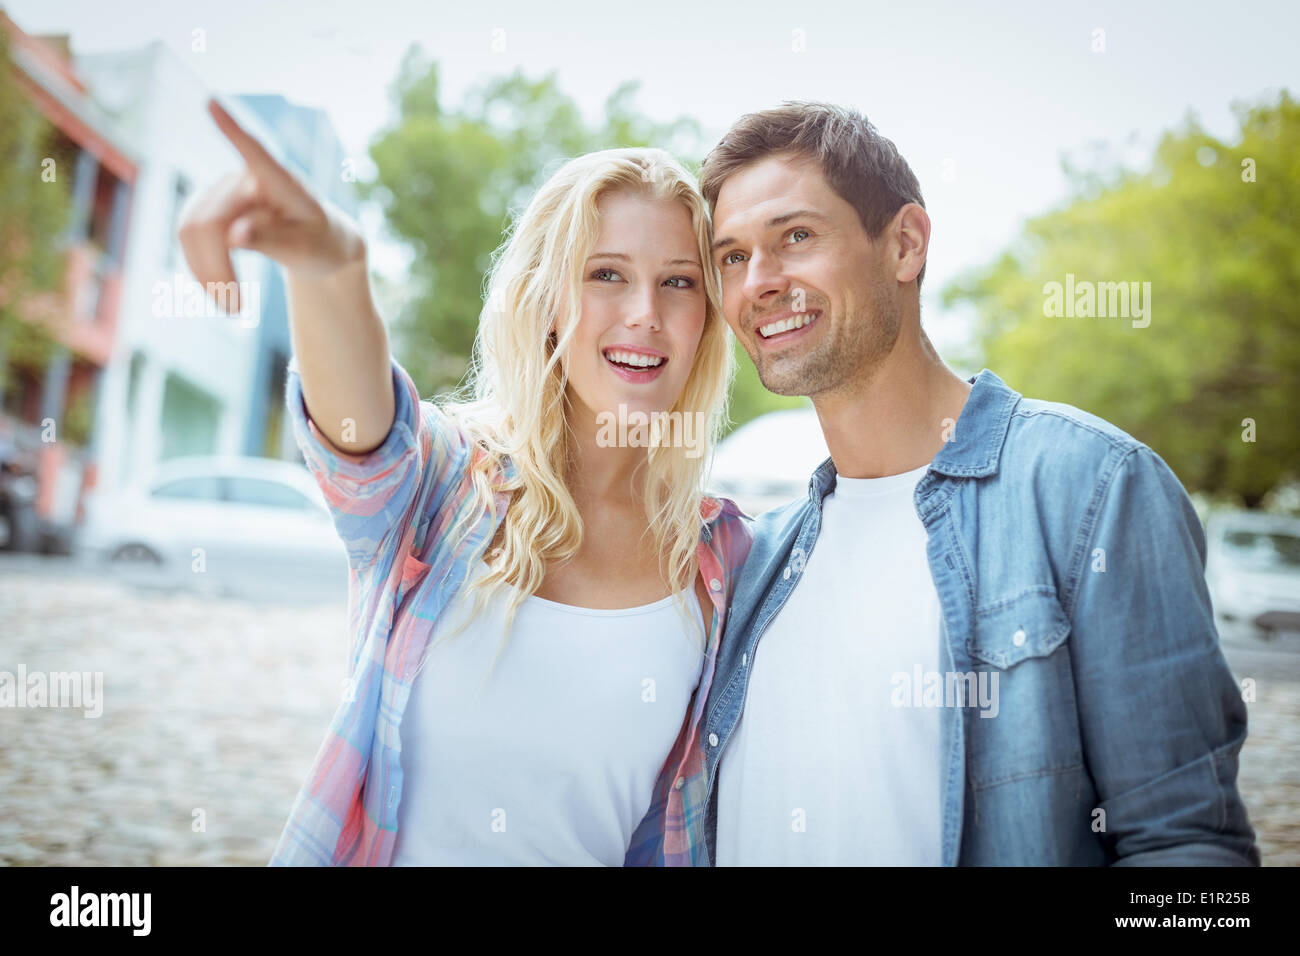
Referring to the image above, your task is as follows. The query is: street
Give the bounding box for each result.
[0,553,347,866]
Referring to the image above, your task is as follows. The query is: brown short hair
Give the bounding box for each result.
[699,101,927,289]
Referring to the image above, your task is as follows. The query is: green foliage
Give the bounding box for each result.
[943,90,1299,507]
[62,384,94,447]
[0,24,74,392]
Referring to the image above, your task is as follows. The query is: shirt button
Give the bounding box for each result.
[1012,628,1026,646]
[741,653,747,667]
[782,567,791,580]
[674,777,685,790]
[709,578,722,591]
[708,733,719,747]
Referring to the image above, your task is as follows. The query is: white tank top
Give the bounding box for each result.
[390,560,708,865]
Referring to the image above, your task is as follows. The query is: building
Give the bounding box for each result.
[0,12,358,551]
[73,53,360,498]
[0,12,136,549]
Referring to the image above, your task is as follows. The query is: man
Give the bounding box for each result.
[693,102,1260,865]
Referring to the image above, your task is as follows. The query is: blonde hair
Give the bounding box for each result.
[421,147,735,681]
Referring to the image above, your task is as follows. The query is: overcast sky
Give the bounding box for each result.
[7,0,1297,356]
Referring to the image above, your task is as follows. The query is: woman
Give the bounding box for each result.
[179,98,752,866]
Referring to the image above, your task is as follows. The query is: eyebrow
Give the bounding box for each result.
[711,209,829,253]
[586,251,702,268]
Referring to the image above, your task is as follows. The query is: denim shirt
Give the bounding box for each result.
[702,369,1260,866]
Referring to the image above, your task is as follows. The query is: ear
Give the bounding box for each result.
[892,202,930,284]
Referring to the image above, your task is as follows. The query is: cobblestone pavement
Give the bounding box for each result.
[1,555,348,866]
[1219,639,1300,866]
[1,554,1296,866]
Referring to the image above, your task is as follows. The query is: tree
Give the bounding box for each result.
[0,22,74,398]
[943,90,1299,507]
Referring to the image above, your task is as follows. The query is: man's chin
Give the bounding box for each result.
[754,357,819,397]
[755,373,811,398]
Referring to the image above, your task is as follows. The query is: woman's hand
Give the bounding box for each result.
[178,97,365,311]
[180,97,393,456]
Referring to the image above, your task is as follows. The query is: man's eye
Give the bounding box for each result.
[663,276,695,288]
[720,251,746,266]
[788,229,811,243]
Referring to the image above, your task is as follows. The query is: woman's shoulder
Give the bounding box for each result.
[421,395,519,487]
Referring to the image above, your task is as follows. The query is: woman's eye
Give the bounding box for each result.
[663,276,695,289]
[591,268,621,281]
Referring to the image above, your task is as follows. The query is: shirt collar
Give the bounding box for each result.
[698,494,728,542]
[807,368,1021,502]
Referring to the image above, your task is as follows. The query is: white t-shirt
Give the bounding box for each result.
[390,560,707,866]
[715,463,943,865]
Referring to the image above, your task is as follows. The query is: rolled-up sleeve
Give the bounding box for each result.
[284,353,473,572]
[1068,445,1260,866]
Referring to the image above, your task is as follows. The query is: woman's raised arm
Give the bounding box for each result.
[178,97,393,456]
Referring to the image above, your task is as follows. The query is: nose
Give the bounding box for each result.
[741,247,790,305]
[624,283,661,332]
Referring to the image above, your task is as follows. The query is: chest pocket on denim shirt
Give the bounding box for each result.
[964,587,1085,791]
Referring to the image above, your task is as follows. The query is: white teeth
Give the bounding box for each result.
[758,312,818,338]
[604,350,665,368]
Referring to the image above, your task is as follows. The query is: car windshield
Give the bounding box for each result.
[1221,529,1300,570]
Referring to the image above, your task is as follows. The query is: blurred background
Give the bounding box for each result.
[0,0,1295,865]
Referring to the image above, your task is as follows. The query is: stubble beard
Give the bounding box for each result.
[751,286,901,400]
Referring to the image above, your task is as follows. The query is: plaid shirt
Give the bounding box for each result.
[268,354,753,866]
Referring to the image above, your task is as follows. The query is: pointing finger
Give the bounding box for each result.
[206,97,314,216]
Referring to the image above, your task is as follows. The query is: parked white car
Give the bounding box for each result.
[78,455,349,601]
[709,407,828,516]
[1205,509,1300,644]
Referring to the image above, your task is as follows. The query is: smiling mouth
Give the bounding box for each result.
[756,311,820,339]
[602,349,667,371]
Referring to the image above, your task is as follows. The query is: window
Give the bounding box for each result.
[224,476,314,510]
[87,164,117,253]
[159,374,220,461]
[165,175,191,270]
[1223,530,1300,569]
[151,476,222,501]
